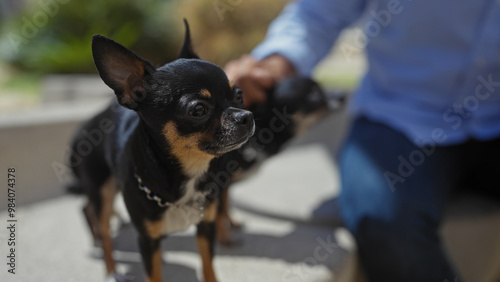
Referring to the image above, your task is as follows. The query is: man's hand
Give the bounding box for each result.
[225,54,296,107]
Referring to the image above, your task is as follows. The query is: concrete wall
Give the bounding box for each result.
[0,99,111,210]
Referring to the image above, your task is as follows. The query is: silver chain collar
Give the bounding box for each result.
[133,169,206,219]
[134,170,172,208]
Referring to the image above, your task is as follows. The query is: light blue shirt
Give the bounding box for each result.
[252,0,500,146]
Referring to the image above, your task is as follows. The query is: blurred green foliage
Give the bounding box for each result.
[0,0,288,74]
[0,0,182,74]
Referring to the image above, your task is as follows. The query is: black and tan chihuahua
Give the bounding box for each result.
[70,21,254,282]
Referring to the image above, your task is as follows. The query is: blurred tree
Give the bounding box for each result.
[0,0,288,74]
[0,0,182,74]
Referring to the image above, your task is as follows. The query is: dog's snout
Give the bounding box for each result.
[233,111,253,125]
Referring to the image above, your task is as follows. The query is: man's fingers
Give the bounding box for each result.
[225,55,256,81]
[224,54,295,107]
[225,56,272,107]
[251,67,276,90]
[236,74,268,107]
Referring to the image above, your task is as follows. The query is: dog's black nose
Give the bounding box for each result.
[233,111,253,125]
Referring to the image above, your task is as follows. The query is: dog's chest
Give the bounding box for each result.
[160,177,207,234]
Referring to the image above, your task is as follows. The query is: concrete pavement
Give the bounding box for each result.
[0,137,355,282]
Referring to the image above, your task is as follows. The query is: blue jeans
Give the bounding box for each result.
[339,117,500,282]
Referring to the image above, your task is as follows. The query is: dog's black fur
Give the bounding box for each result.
[70,21,254,282]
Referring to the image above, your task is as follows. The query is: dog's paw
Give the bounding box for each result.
[105,273,129,282]
[218,235,244,247]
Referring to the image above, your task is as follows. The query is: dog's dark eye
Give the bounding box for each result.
[189,103,208,119]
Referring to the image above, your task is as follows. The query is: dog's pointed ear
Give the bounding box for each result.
[91,35,155,110]
[178,19,200,59]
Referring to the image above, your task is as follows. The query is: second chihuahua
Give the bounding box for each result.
[209,77,343,245]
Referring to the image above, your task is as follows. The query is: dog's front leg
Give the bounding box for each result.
[138,235,163,282]
[197,199,219,282]
[216,188,243,246]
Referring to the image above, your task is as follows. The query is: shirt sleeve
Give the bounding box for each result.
[251,0,367,76]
